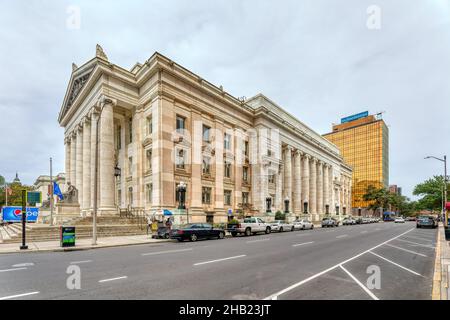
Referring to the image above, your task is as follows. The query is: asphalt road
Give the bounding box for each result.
[0,221,437,300]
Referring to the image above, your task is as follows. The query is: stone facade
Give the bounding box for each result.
[58,46,352,223]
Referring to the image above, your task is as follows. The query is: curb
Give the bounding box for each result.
[432,224,442,300]
[0,239,171,255]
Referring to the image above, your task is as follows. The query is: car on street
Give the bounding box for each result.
[227,217,271,237]
[321,217,339,228]
[271,220,294,232]
[342,217,356,225]
[292,219,314,230]
[406,216,417,221]
[170,223,225,242]
[394,217,405,223]
[416,215,438,228]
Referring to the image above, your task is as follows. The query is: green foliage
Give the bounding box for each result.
[227,218,240,225]
[413,175,447,212]
[275,211,285,220]
[0,181,34,207]
[0,175,4,186]
[363,185,414,216]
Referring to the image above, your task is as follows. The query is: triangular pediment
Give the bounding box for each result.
[58,60,98,123]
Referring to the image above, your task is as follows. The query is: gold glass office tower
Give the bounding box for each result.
[323,112,389,214]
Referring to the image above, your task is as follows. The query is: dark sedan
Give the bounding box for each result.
[416,215,438,229]
[170,223,225,242]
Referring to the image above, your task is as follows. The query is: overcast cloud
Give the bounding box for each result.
[0,0,449,199]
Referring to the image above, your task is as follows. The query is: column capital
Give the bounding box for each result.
[98,95,117,107]
[304,154,311,160]
[295,149,303,157]
[311,157,318,163]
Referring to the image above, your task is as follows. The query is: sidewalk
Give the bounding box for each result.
[0,235,170,254]
[432,223,450,300]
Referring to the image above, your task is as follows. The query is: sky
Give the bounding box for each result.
[0,0,449,200]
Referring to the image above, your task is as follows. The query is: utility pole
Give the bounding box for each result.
[425,155,447,226]
[50,157,54,226]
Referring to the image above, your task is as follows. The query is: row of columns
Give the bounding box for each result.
[282,146,351,216]
[64,98,116,215]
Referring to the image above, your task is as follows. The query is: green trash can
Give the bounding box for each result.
[60,226,76,247]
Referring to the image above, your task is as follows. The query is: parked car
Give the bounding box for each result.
[394,217,405,223]
[293,219,314,230]
[271,220,294,232]
[342,217,356,225]
[416,215,438,228]
[170,223,225,242]
[226,217,271,237]
[406,216,417,221]
[156,226,170,239]
[322,217,339,228]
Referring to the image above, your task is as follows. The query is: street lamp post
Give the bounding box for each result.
[425,155,447,226]
[266,197,272,213]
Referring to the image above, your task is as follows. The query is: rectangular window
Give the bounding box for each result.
[202,187,212,204]
[224,190,232,206]
[128,157,133,175]
[146,150,152,171]
[128,187,133,206]
[146,183,152,203]
[176,149,185,169]
[176,115,186,132]
[224,133,231,150]
[203,125,211,142]
[243,167,249,182]
[129,118,133,143]
[224,161,232,178]
[202,156,211,175]
[116,125,122,150]
[242,192,249,204]
[244,141,249,156]
[147,116,152,135]
[268,173,275,184]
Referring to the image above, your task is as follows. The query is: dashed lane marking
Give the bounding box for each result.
[340,265,379,300]
[369,251,424,277]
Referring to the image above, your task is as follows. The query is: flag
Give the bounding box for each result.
[53,181,64,200]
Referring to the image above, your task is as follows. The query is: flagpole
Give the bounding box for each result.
[5,180,7,207]
[50,157,53,226]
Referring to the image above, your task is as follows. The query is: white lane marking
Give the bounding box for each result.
[12,263,34,268]
[369,251,424,277]
[336,234,348,239]
[292,241,314,247]
[0,291,40,300]
[402,235,434,243]
[141,248,193,256]
[385,244,427,257]
[246,238,270,244]
[264,228,414,300]
[70,260,92,264]
[98,276,128,283]
[296,233,310,237]
[193,255,246,266]
[0,267,27,273]
[395,239,435,248]
[361,231,368,234]
[339,265,379,300]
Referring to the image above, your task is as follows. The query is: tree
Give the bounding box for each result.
[275,211,285,220]
[413,175,448,212]
[0,181,34,207]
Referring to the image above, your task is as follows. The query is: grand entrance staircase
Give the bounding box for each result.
[0,214,148,244]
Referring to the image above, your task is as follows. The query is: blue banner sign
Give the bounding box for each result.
[1,206,39,223]
[341,111,369,124]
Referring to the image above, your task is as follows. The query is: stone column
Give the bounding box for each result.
[76,125,84,207]
[190,110,203,213]
[82,117,91,213]
[293,150,302,214]
[65,136,71,184]
[234,129,244,209]
[99,98,116,213]
[90,109,99,211]
[214,119,225,217]
[309,157,317,215]
[301,154,310,213]
[283,146,292,200]
[324,164,329,213]
[317,160,323,215]
[70,132,76,188]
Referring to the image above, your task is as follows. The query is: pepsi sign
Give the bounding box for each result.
[2,206,39,223]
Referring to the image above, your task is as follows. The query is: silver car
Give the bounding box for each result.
[293,219,314,230]
[271,220,294,232]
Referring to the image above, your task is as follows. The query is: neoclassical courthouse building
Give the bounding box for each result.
[58,45,352,223]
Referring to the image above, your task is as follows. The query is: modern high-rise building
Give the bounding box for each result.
[323,112,389,215]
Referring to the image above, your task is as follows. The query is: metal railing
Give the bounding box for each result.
[118,206,147,230]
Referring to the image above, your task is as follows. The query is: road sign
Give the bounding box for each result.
[27,191,41,206]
